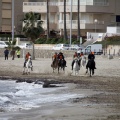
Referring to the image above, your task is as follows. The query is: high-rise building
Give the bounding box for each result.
[23,0,120,36]
[0,0,120,36]
[0,0,29,34]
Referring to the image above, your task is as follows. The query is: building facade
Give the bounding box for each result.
[0,0,29,34]
[0,0,120,36]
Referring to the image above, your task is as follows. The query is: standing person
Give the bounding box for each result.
[4,48,9,60]
[16,49,21,58]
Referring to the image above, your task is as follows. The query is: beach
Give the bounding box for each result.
[0,55,120,120]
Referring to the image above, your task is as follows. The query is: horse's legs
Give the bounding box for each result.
[89,68,92,77]
[58,67,59,74]
[23,67,25,75]
[92,69,94,75]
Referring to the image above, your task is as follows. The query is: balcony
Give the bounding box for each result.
[2,0,11,3]
[23,20,57,30]
[23,2,57,13]
[58,20,104,30]
[2,25,11,32]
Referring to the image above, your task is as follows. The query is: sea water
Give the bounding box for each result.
[0,80,84,112]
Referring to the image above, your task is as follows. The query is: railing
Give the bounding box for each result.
[23,1,109,7]
[59,20,104,24]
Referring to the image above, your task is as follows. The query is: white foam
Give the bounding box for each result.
[0,80,84,112]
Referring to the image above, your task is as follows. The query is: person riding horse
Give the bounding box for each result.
[52,52,58,65]
[86,51,96,69]
[24,52,32,67]
[57,52,67,67]
[71,52,80,70]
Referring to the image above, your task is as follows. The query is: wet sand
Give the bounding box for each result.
[0,55,120,120]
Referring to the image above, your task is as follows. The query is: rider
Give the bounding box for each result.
[71,52,80,70]
[80,52,84,57]
[86,51,96,69]
[24,52,32,67]
[52,52,58,65]
[57,52,67,67]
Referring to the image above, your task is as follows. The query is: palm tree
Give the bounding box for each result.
[47,0,50,39]
[23,12,44,60]
[64,0,68,41]
[6,39,21,60]
[77,0,80,42]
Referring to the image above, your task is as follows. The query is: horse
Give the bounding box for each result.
[72,58,80,75]
[23,56,33,75]
[58,59,66,73]
[51,58,58,73]
[80,56,86,67]
[86,59,95,77]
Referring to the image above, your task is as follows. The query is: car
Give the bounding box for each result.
[52,44,69,50]
[69,44,84,50]
[0,41,8,48]
[17,43,32,49]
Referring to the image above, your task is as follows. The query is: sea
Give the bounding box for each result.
[0,79,84,112]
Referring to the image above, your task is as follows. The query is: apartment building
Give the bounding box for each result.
[0,0,29,34]
[23,0,120,36]
[0,0,120,36]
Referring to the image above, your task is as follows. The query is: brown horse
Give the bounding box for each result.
[51,58,58,73]
[51,58,66,73]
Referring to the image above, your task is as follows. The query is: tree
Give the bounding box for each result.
[64,0,68,41]
[47,0,50,39]
[6,39,21,60]
[77,0,80,42]
[23,12,44,60]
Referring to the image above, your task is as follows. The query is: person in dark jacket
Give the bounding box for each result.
[86,52,96,69]
[4,48,9,60]
[57,52,67,67]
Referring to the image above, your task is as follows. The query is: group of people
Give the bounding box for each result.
[4,47,96,70]
[52,52,67,67]
[4,48,21,60]
[52,51,96,70]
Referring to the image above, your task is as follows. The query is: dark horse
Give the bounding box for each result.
[86,59,95,77]
[58,59,66,73]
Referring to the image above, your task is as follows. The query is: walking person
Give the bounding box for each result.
[4,48,9,60]
[16,49,21,58]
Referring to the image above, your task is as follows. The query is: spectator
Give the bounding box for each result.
[16,49,21,58]
[4,48,9,60]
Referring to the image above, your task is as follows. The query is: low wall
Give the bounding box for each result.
[0,48,75,58]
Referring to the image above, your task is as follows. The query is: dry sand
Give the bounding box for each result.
[0,55,120,120]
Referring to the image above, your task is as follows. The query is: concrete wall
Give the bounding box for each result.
[0,48,75,58]
[107,45,120,56]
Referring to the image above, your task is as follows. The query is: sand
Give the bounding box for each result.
[0,55,120,120]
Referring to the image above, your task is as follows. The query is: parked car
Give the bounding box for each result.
[0,41,8,48]
[52,44,69,50]
[69,44,84,50]
[17,43,32,49]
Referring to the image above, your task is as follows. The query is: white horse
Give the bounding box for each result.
[23,56,33,75]
[73,58,80,75]
[80,56,86,67]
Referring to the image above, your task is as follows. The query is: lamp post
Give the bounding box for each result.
[70,0,73,47]
[12,0,14,41]
[94,19,98,33]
